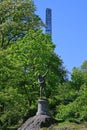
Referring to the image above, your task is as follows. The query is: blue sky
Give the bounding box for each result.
[34,0,87,73]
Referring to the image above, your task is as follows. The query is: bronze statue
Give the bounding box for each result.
[38,70,48,98]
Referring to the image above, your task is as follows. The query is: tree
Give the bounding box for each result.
[0,51,28,129]
[56,61,87,122]
[0,0,44,48]
[81,60,87,71]
[6,29,67,99]
[71,67,84,90]
[71,61,87,90]
[0,29,68,129]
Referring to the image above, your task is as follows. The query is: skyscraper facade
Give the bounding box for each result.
[46,8,52,36]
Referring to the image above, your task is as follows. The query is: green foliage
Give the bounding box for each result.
[0,29,67,129]
[81,60,87,71]
[71,67,84,90]
[56,84,87,121]
[1,0,87,128]
[55,64,87,123]
[0,0,44,48]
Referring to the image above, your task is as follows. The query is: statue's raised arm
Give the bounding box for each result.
[42,69,48,77]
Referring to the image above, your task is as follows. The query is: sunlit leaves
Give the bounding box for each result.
[0,27,68,129]
[0,0,44,48]
[56,62,87,122]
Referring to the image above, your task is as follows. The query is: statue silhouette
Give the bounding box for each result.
[38,70,48,98]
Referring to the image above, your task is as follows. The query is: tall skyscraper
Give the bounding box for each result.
[46,8,52,36]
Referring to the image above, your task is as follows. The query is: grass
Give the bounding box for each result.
[40,121,87,130]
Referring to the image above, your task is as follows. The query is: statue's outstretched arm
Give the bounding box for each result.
[43,69,48,77]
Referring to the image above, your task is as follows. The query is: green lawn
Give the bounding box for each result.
[41,122,87,130]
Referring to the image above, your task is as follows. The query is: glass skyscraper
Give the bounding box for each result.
[46,8,52,36]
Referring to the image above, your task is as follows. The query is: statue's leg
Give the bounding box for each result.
[40,86,42,98]
[43,87,46,98]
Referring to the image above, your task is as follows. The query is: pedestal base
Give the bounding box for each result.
[36,98,50,116]
[18,99,57,130]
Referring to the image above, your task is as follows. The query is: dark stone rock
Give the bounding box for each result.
[18,98,57,130]
[18,115,56,130]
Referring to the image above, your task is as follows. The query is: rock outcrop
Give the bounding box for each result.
[18,99,56,130]
[18,114,55,130]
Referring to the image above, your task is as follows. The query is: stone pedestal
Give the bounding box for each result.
[18,98,57,130]
[36,98,50,116]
